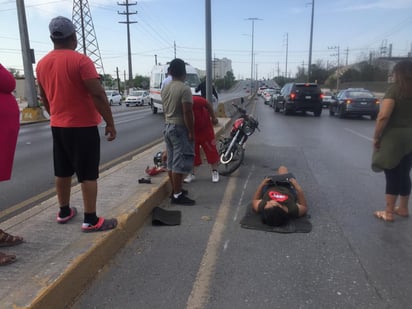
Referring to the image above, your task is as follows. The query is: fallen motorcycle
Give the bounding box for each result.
[217,104,259,176]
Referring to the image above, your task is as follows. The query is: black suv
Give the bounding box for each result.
[274,83,322,116]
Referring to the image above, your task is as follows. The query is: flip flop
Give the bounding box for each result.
[57,207,78,224]
[374,210,394,222]
[0,252,17,266]
[0,230,24,247]
[81,217,118,233]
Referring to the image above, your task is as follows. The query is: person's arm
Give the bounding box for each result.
[373,98,395,151]
[204,100,218,125]
[289,178,307,216]
[252,178,271,212]
[213,86,218,100]
[182,101,195,141]
[83,78,116,141]
[38,84,50,115]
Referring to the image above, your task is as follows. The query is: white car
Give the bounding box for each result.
[105,90,122,106]
[125,90,150,107]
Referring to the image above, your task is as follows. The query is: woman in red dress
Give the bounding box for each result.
[0,63,24,265]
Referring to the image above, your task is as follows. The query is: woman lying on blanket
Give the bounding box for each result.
[252,166,308,227]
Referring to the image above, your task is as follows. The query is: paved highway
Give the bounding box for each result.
[73,98,412,308]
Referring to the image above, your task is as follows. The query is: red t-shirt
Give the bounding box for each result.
[36,49,101,127]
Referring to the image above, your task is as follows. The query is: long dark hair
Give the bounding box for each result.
[393,60,412,98]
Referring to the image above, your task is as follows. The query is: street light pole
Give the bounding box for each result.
[308,0,315,82]
[245,17,261,93]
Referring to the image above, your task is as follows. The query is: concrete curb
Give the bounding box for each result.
[1,117,232,309]
[30,176,171,309]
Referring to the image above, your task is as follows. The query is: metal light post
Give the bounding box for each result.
[308,0,315,82]
[245,17,261,93]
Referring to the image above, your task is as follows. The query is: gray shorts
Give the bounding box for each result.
[163,123,194,174]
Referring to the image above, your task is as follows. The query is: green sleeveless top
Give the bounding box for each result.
[372,84,412,172]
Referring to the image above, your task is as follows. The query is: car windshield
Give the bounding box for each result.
[185,74,200,88]
[130,91,144,96]
[347,91,374,98]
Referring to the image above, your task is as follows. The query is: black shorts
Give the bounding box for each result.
[52,126,100,182]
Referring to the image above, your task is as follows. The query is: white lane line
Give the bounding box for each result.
[233,164,254,222]
[344,128,373,141]
[186,175,237,309]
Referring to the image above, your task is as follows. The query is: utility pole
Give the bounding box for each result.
[174,41,176,58]
[16,0,45,121]
[307,0,315,82]
[245,17,262,93]
[116,67,121,92]
[284,32,288,79]
[329,45,340,91]
[205,0,213,106]
[118,0,137,93]
[344,47,349,66]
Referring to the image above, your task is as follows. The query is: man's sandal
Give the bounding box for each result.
[57,207,78,224]
[0,230,24,247]
[374,211,394,222]
[81,217,118,233]
[0,252,17,266]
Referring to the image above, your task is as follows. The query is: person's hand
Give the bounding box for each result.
[261,177,271,186]
[161,151,167,163]
[188,131,194,141]
[105,125,116,141]
[212,117,218,125]
[373,138,380,151]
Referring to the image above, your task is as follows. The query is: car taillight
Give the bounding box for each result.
[320,93,324,99]
[345,99,352,104]
[290,93,296,100]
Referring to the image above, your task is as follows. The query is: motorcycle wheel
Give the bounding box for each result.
[217,143,245,176]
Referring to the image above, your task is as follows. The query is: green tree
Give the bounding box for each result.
[132,75,150,89]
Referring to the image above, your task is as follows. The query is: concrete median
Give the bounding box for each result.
[0,117,231,309]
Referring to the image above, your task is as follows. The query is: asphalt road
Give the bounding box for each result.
[0,85,249,222]
[73,99,412,308]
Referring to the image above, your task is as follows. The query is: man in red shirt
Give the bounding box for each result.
[36,16,117,232]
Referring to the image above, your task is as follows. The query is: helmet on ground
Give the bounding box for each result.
[154,151,163,167]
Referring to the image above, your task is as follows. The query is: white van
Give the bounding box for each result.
[149,63,201,114]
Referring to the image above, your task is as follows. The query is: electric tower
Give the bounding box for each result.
[72,0,105,75]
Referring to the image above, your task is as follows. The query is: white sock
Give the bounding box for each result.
[173,192,182,199]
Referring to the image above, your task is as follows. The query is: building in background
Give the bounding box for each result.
[212,57,232,80]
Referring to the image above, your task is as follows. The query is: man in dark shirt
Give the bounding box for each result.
[252,166,307,226]
[195,79,218,101]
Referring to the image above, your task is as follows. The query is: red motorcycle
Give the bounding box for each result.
[217,104,259,175]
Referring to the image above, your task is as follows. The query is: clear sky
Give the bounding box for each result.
[1,0,411,81]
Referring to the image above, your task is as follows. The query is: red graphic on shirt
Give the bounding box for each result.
[268,190,289,202]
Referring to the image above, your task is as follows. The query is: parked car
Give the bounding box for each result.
[273,83,323,116]
[105,90,122,106]
[329,88,379,120]
[125,90,150,107]
[321,90,336,108]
